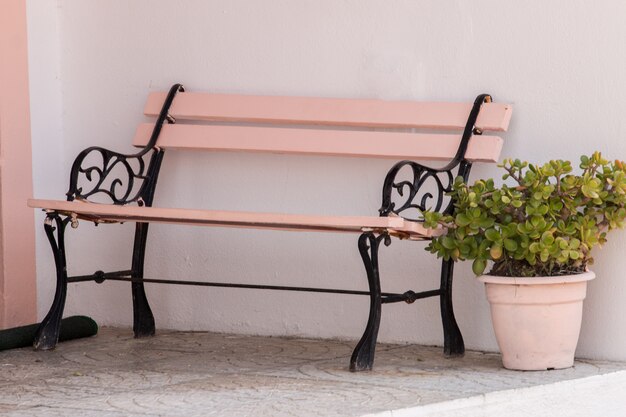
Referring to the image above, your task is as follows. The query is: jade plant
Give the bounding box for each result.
[424,152,626,277]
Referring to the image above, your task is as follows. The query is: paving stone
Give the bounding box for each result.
[0,328,624,416]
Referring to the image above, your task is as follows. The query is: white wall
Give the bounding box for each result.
[26,0,64,324]
[27,0,626,360]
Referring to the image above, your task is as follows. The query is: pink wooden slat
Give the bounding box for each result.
[132,123,503,163]
[28,199,442,238]
[144,92,513,132]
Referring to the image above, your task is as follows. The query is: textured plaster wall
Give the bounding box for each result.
[26,0,64,323]
[27,0,626,360]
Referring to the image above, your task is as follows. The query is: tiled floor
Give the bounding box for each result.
[0,328,625,416]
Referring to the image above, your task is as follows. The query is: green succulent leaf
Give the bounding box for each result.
[503,238,518,251]
[485,228,500,242]
[455,213,471,227]
[441,236,456,250]
[472,259,487,275]
[490,244,503,260]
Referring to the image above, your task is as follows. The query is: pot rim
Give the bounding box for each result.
[477,270,595,285]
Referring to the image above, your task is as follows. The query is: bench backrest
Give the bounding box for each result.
[133,91,512,163]
[64,84,511,215]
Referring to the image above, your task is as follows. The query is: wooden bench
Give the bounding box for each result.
[29,84,512,371]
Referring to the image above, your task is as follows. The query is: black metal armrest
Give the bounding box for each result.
[66,84,184,206]
[379,160,458,221]
[378,94,492,222]
[66,146,160,205]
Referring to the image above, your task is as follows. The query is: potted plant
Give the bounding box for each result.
[424,152,626,370]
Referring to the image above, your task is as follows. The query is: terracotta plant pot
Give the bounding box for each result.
[478,271,595,371]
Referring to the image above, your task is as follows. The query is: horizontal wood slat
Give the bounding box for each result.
[132,123,504,163]
[28,199,442,239]
[144,92,513,132]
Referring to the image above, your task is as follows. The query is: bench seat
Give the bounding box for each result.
[28,199,442,239]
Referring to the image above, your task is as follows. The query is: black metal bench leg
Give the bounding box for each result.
[131,222,156,337]
[34,214,70,350]
[350,232,385,372]
[440,259,464,357]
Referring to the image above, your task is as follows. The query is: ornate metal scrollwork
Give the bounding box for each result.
[66,84,184,205]
[378,93,492,221]
[66,146,153,204]
[379,161,457,220]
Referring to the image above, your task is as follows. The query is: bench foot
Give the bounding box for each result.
[132,283,155,337]
[350,232,385,372]
[34,214,70,350]
[440,259,465,357]
[131,223,155,338]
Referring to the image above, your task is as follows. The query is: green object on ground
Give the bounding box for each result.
[0,315,98,351]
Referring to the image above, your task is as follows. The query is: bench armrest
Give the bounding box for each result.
[379,94,492,222]
[379,160,460,222]
[66,145,160,205]
[65,84,183,205]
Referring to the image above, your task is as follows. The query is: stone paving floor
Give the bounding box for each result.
[0,328,625,417]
